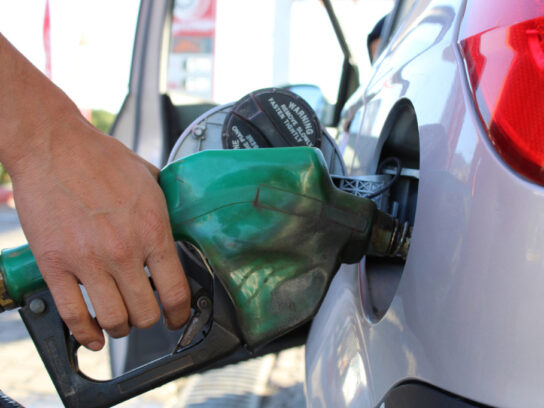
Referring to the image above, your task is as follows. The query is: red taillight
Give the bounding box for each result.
[459,1,544,185]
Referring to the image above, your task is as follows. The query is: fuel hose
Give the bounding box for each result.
[0,390,23,408]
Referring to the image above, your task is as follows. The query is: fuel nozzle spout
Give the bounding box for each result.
[369,211,412,260]
[335,209,411,264]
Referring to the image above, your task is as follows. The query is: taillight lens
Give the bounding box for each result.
[459,1,544,184]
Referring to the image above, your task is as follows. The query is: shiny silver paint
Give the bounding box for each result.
[306,0,544,406]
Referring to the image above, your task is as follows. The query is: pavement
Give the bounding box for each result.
[0,205,306,408]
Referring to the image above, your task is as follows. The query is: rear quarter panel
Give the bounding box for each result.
[307,0,544,406]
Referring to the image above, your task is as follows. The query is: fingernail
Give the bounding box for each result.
[163,315,176,331]
[87,341,103,351]
[163,315,172,330]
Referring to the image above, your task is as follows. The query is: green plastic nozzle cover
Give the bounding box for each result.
[160,147,377,348]
[0,245,41,310]
[0,147,379,349]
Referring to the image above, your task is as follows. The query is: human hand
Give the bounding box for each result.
[0,34,190,350]
[8,114,190,351]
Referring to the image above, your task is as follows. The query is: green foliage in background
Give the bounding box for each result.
[91,109,116,134]
[0,163,9,185]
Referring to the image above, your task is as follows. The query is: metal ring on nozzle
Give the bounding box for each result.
[368,212,412,260]
[0,272,16,312]
[390,221,411,259]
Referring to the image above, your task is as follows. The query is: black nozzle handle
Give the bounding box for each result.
[19,289,240,408]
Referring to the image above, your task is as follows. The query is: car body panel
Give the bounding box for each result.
[306,0,544,406]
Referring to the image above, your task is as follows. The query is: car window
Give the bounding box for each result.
[381,0,417,46]
[164,0,393,106]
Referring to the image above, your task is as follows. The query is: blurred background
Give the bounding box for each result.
[0,0,392,406]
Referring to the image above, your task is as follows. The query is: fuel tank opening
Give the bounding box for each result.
[361,100,420,322]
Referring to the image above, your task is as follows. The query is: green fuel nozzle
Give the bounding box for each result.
[0,147,410,346]
[160,147,410,346]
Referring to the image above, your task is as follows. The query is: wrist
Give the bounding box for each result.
[0,34,83,178]
[0,102,83,180]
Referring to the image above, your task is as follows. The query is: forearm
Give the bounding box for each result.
[0,34,81,177]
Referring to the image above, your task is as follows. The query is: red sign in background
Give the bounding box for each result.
[172,0,217,38]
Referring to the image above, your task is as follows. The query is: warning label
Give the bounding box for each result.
[230,124,259,149]
[266,96,315,146]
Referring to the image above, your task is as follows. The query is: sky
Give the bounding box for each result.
[0,0,140,113]
[0,0,392,113]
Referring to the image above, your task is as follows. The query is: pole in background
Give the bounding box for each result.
[43,0,52,79]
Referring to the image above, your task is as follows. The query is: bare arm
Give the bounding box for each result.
[0,34,190,350]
